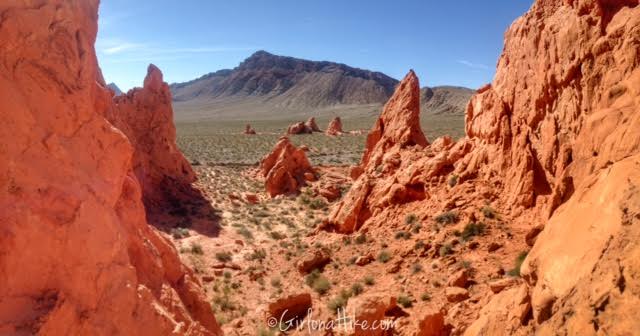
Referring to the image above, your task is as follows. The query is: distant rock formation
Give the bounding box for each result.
[260,137,315,197]
[0,1,220,334]
[305,117,321,132]
[325,117,343,136]
[107,65,196,211]
[287,121,312,135]
[244,123,257,134]
[108,82,123,95]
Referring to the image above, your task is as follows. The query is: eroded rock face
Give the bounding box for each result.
[107,65,196,211]
[323,70,432,233]
[267,293,312,323]
[260,137,315,197]
[325,117,344,136]
[0,1,220,335]
[324,0,640,333]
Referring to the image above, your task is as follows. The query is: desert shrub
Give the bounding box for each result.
[246,248,266,261]
[448,174,458,187]
[236,226,253,240]
[270,277,281,288]
[481,206,496,219]
[305,269,331,295]
[439,243,453,256]
[434,211,459,225]
[363,276,375,286]
[171,227,190,239]
[461,222,486,241]
[405,213,418,225]
[355,233,367,244]
[412,263,423,274]
[215,251,232,262]
[377,250,392,263]
[351,283,364,296]
[269,231,286,240]
[395,231,411,240]
[414,240,426,250]
[397,295,413,308]
[190,243,204,255]
[508,251,529,277]
[421,292,432,301]
[309,198,328,210]
[327,295,348,313]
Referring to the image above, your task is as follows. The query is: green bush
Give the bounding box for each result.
[190,243,204,255]
[395,231,411,240]
[397,295,413,308]
[377,250,392,263]
[351,283,364,296]
[461,222,486,241]
[481,206,496,219]
[434,211,459,225]
[363,276,375,286]
[405,213,418,225]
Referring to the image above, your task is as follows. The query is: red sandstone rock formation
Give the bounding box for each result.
[305,117,321,132]
[325,117,344,136]
[324,0,640,334]
[259,137,315,197]
[107,65,196,211]
[324,71,432,233]
[0,1,220,334]
[244,123,257,134]
[286,121,311,135]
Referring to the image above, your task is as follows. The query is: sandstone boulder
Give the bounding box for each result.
[445,287,469,303]
[325,117,344,136]
[296,248,331,274]
[346,294,398,336]
[267,293,312,323]
[417,309,448,336]
[259,137,315,197]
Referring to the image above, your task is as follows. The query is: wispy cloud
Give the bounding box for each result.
[96,38,258,63]
[456,60,490,70]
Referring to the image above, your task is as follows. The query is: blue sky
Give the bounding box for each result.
[97,1,533,91]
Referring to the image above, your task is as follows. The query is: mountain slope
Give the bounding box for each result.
[108,82,123,95]
[171,51,473,121]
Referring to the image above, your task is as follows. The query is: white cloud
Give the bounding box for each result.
[456,60,490,70]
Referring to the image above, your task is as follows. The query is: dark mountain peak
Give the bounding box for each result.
[107,82,122,96]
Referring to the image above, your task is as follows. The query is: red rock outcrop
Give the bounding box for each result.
[324,0,640,334]
[0,1,220,335]
[107,65,196,211]
[267,293,312,323]
[305,117,321,132]
[325,117,344,136]
[286,121,312,135]
[259,137,315,197]
[244,124,257,134]
[323,71,432,233]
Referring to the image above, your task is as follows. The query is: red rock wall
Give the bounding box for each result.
[0,1,220,334]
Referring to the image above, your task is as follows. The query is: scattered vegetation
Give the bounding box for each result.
[215,251,232,262]
[421,292,432,301]
[461,222,486,241]
[481,206,496,219]
[377,250,392,263]
[508,251,529,277]
[351,282,364,296]
[395,230,411,240]
[439,243,453,256]
[434,211,459,225]
[355,233,367,244]
[448,174,459,187]
[190,243,204,255]
[364,276,375,286]
[405,213,418,225]
[305,270,331,295]
[397,295,413,308]
[171,227,190,239]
